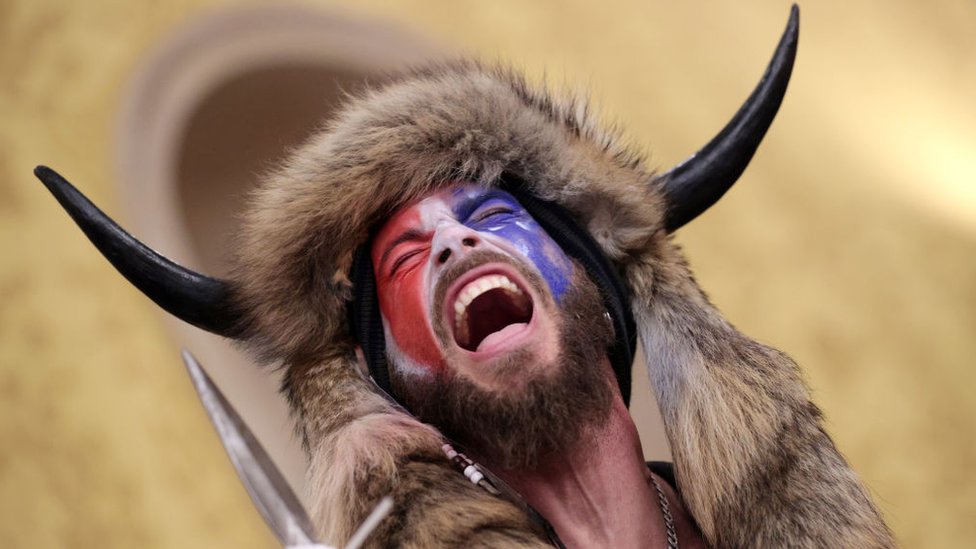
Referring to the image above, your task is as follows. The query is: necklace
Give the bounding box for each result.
[649,474,679,549]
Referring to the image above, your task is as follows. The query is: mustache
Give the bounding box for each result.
[430,250,550,343]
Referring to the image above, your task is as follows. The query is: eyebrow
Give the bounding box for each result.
[452,189,516,221]
[379,228,428,272]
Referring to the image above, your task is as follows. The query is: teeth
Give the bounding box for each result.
[453,274,523,339]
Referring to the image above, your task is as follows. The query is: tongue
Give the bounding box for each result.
[475,322,529,353]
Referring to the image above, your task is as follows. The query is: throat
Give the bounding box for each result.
[483,394,667,549]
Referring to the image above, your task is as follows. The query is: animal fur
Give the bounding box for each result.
[230,60,894,547]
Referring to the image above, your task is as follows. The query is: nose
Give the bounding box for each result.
[432,222,481,266]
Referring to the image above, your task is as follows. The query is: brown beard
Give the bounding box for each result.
[390,253,616,470]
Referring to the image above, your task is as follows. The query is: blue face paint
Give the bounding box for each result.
[447,185,574,302]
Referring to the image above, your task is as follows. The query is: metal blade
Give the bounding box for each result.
[181,349,319,547]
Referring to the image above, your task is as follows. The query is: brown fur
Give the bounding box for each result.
[230,60,893,547]
[629,238,894,547]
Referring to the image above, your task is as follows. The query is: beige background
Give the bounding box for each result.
[1,1,974,547]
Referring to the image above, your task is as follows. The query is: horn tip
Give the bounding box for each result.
[34,164,55,181]
[788,5,800,35]
[33,165,67,195]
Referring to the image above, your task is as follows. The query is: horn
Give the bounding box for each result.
[658,4,799,232]
[35,166,243,338]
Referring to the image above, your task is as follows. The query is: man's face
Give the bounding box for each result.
[370,183,615,467]
[371,184,575,389]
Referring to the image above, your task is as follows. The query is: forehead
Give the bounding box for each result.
[375,184,518,239]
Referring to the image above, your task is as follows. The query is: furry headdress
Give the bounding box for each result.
[36,6,894,547]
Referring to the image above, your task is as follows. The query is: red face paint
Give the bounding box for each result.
[371,202,445,371]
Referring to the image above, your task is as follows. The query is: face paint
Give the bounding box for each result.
[371,204,445,372]
[370,184,575,372]
[446,186,573,302]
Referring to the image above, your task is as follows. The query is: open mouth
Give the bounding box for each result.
[452,273,534,352]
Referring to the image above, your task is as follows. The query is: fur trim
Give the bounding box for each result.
[628,238,894,546]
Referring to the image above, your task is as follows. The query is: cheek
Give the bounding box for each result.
[486,222,573,302]
[535,238,574,300]
[377,266,445,372]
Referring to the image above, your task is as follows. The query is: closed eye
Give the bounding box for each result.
[472,206,515,222]
[390,248,426,275]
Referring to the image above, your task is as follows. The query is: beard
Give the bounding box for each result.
[389,253,616,470]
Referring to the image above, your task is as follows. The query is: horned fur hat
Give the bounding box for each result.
[35,7,893,547]
[39,7,797,381]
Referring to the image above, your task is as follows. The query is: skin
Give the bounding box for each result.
[496,376,707,549]
[370,183,705,548]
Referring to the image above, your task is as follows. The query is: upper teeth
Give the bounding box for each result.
[453,274,522,330]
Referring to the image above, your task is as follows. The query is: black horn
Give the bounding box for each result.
[35,166,243,338]
[658,4,799,232]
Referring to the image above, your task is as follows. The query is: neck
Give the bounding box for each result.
[486,393,668,549]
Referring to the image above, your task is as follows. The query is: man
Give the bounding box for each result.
[36,6,894,547]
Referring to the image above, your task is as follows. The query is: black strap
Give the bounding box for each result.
[502,181,637,405]
[350,242,393,394]
[648,461,678,492]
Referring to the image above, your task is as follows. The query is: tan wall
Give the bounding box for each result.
[1,1,973,547]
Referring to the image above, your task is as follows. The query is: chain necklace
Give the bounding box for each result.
[649,474,680,549]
